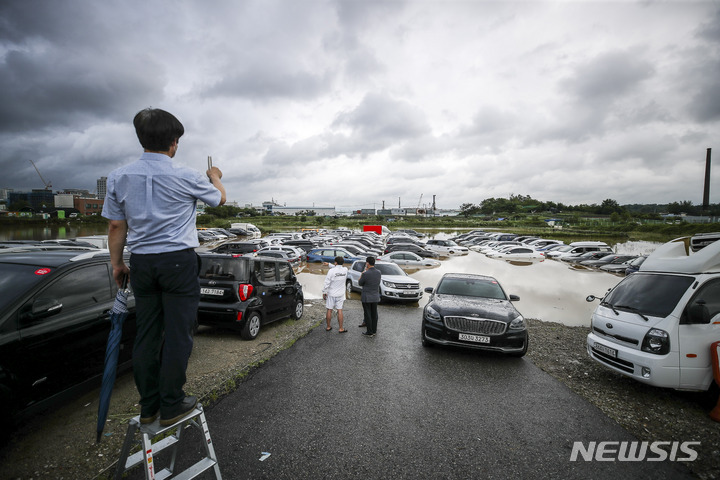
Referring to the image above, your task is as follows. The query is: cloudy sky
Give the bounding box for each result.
[1,0,718,212]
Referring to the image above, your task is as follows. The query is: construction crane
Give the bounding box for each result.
[29,160,52,190]
[417,193,425,215]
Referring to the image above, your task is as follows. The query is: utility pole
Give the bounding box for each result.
[703,148,712,212]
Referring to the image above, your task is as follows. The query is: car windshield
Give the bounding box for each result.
[436,277,506,299]
[0,263,50,312]
[375,263,405,276]
[603,273,694,318]
[199,257,250,282]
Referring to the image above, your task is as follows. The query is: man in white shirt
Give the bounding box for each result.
[322,256,348,333]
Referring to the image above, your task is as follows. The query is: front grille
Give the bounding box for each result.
[394,283,419,290]
[591,347,634,373]
[445,316,506,335]
[594,326,639,345]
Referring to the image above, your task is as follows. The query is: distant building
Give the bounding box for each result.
[261,200,336,216]
[55,194,76,209]
[0,188,12,202]
[8,189,54,211]
[74,196,104,216]
[97,177,107,199]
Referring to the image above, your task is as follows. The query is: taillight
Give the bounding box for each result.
[238,284,254,301]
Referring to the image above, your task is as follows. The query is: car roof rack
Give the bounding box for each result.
[0,245,99,255]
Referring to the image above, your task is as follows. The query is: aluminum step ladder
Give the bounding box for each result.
[114,403,221,480]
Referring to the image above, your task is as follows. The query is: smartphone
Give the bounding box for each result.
[208,156,213,170]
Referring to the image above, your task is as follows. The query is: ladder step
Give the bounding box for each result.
[124,434,180,469]
[114,403,221,480]
[171,458,218,480]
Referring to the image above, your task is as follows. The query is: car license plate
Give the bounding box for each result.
[593,342,617,358]
[459,333,490,343]
[201,288,224,296]
[400,292,418,297]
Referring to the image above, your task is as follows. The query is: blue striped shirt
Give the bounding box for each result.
[102,152,222,254]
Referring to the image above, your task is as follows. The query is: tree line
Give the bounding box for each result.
[459,195,719,218]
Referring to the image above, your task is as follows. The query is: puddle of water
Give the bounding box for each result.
[298,239,662,327]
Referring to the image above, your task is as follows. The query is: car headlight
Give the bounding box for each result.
[509,314,525,330]
[425,305,441,321]
[382,280,397,288]
[641,328,670,355]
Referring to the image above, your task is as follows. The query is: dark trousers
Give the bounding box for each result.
[129,249,199,415]
[362,302,379,334]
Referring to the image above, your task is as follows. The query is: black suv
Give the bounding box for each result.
[0,248,136,423]
[197,253,304,340]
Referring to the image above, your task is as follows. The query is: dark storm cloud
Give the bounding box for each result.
[0,1,167,132]
[685,9,720,123]
[561,50,655,104]
[326,92,431,156]
[202,68,334,101]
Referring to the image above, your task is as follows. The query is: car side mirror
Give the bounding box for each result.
[21,298,63,322]
[686,301,710,325]
[424,287,434,294]
[509,295,520,301]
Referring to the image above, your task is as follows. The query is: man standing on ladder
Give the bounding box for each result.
[102,108,226,426]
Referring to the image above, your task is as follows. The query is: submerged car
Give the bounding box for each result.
[197,253,304,340]
[346,260,422,302]
[421,273,528,356]
[306,247,363,264]
[378,251,441,268]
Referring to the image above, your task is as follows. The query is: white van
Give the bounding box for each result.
[586,233,720,391]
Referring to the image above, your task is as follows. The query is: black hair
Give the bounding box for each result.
[366,256,375,266]
[133,108,184,151]
[335,256,344,265]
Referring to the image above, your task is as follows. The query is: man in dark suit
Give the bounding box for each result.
[358,256,382,337]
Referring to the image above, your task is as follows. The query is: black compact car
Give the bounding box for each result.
[421,273,528,356]
[0,248,136,424]
[197,253,304,340]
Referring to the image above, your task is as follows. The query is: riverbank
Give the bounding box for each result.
[0,302,716,480]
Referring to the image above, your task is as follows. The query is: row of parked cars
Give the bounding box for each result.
[454,230,646,276]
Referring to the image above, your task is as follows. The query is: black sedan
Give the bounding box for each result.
[421,273,528,356]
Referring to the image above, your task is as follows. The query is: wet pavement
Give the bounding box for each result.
[128,301,694,480]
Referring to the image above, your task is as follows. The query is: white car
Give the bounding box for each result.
[345,260,422,302]
[487,246,545,261]
[378,251,441,268]
[256,245,306,263]
[423,239,469,255]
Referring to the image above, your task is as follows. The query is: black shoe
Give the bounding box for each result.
[140,409,159,425]
[159,396,198,426]
[362,332,373,337]
[358,323,366,327]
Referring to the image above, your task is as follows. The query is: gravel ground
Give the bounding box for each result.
[0,301,717,480]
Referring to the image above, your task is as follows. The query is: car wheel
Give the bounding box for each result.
[241,312,261,340]
[292,299,304,320]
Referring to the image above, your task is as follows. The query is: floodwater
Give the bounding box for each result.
[298,234,662,328]
[0,224,660,327]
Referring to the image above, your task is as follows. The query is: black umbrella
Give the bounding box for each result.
[96,275,130,443]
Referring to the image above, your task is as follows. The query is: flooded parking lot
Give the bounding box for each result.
[1,224,659,327]
[298,236,661,327]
